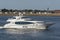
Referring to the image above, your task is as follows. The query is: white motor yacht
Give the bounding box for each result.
[0,14,54,29]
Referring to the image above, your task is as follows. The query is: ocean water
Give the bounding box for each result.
[0,16,60,40]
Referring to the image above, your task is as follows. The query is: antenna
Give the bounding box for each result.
[47,8,49,13]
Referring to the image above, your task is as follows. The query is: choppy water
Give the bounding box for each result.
[0,16,60,40]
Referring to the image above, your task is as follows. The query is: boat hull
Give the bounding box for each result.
[0,22,54,29]
[3,26,46,29]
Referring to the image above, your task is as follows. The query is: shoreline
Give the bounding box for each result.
[0,13,60,16]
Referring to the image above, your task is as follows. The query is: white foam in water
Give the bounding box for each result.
[5,29,25,34]
[2,29,43,35]
[3,29,44,37]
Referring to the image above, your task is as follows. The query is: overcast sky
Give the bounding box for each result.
[0,0,60,10]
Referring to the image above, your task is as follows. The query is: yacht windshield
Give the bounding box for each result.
[15,22,33,24]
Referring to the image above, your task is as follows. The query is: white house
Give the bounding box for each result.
[5,12,8,14]
[0,12,2,14]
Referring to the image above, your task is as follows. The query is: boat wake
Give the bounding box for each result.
[0,28,45,35]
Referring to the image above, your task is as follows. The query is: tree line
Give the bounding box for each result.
[0,8,54,13]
